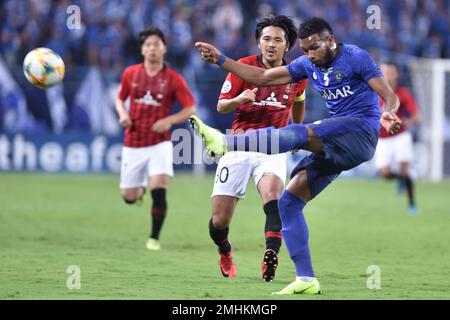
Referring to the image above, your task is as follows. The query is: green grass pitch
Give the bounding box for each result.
[1,172,449,300]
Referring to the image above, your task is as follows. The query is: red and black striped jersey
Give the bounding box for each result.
[118,63,195,147]
[218,55,307,133]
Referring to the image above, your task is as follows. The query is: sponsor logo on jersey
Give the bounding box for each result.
[319,85,354,100]
[134,91,161,106]
[320,67,333,74]
[254,92,286,108]
[221,80,232,93]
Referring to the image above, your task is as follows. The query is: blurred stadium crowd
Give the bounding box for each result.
[0,0,449,135]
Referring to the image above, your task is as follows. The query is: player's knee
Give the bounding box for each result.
[285,171,311,203]
[211,197,235,228]
[211,214,230,229]
[209,218,229,244]
[379,168,391,178]
[399,166,409,178]
[258,175,284,202]
[121,190,140,204]
[262,183,284,201]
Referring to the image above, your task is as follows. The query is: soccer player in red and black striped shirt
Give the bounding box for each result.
[375,62,420,214]
[115,27,196,250]
[207,15,307,281]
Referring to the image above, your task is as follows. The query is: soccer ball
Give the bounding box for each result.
[23,48,65,89]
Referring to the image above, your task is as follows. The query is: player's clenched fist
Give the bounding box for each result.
[195,42,220,64]
[119,112,132,128]
[237,88,258,104]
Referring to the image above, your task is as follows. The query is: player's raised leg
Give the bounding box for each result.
[210,195,237,277]
[257,174,284,282]
[146,174,170,251]
[190,115,323,156]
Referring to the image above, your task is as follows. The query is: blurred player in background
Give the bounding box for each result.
[116,27,196,251]
[209,15,307,281]
[375,62,420,214]
[192,17,401,295]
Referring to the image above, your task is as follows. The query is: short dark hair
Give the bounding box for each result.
[255,15,298,50]
[298,17,333,39]
[138,26,166,46]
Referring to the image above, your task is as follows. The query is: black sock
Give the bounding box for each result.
[150,188,167,240]
[404,176,416,206]
[209,219,231,254]
[263,200,282,254]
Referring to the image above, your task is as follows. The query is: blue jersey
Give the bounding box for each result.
[286,44,382,125]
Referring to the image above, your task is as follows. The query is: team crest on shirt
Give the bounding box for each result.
[221,80,232,93]
[313,72,318,80]
[335,71,344,83]
[159,79,167,92]
[157,80,166,100]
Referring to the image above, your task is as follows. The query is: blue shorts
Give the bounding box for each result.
[291,117,379,199]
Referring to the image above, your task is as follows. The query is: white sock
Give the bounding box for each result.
[297,276,315,282]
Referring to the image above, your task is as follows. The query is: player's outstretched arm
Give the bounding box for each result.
[195,42,293,86]
[368,77,401,134]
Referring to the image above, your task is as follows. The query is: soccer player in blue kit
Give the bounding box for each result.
[191,17,401,295]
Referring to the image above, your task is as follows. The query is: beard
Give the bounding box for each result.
[315,47,334,68]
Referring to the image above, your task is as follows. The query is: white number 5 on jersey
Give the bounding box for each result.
[324,73,329,86]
